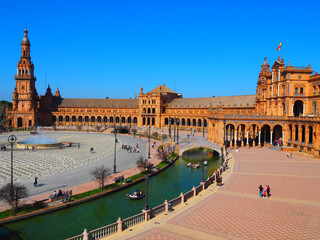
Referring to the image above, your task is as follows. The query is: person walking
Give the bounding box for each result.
[267,185,271,198]
[258,185,263,197]
[34,177,38,187]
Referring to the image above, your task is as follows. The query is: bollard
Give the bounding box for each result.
[117,217,123,232]
[180,192,185,203]
[164,199,169,212]
[193,186,196,196]
[83,229,89,240]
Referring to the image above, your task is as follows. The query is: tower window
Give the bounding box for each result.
[300,88,303,94]
[295,87,298,94]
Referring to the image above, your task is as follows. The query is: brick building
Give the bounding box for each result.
[6,28,320,156]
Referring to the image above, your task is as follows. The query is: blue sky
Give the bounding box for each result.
[1,0,319,102]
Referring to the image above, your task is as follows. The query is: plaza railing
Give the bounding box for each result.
[66,160,228,240]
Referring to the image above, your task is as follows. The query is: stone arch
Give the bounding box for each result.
[91,116,95,123]
[198,119,202,127]
[147,108,151,114]
[84,116,89,122]
[288,124,293,140]
[133,117,138,124]
[248,123,259,147]
[261,124,271,146]
[272,125,283,142]
[97,116,102,122]
[109,116,114,123]
[147,117,150,126]
[72,116,76,122]
[59,115,63,122]
[192,119,196,127]
[152,108,155,114]
[293,100,304,117]
[187,119,191,126]
[308,126,313,144]
[301,125,306,143]
[164,118,169,125]
[204,119,207,127]
[78,116,83,122]
[128,117,132,124]
[103,116,107,122]
[115,117,120,123]
[143,117,146,125]
[17,117,23,128]
[152,117,155,125]
[121,117,126,123]
[225,123,235,148]
[181,118,186,126]
[65,116,70,122]
[294,125,299,141]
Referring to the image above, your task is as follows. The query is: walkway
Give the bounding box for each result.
[0,131,161,212]
[105,147,320,239]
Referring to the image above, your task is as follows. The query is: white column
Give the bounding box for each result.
[17,68,19,75]
[272,71,274,82]
[278,69,280,82]
[303,104,305,116]
[282,131,285,142]
[258,131,261,145]
[271,86,274,97]
[235,131,238,142]
[270,131,273,144]
[246,131,249,145]
[278,84,280,95]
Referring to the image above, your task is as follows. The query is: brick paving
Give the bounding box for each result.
[107,146,320,240]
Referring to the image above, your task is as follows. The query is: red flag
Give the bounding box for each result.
[277,42,282,51]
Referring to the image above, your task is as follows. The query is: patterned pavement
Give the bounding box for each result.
[107,147,320,240]
[0,132,120,182]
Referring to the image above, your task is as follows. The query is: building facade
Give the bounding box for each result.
[6,28,320,156]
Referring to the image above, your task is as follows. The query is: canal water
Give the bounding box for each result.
[1,148,220,240]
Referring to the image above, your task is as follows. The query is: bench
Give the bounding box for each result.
[114,175,124,183]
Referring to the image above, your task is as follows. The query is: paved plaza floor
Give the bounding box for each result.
[105,147,320,240]
[0,131,148,206]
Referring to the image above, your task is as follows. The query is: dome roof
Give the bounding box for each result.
[262,57,269,66]
[21,29,30,45]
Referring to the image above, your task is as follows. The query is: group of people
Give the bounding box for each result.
[258,185,271,198]
[122,144,140,153]
[0,145,7,151]
[286,152,293,158]
[50,189,73,201]
[134,189,143,196]
[24,145,37,151]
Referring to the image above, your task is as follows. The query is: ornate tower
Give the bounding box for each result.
[256,57,271,115]
[13,27,38,112]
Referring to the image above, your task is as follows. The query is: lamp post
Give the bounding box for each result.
[8,135,17,201]
[113,115,117,173]
[144,175,149,210]
[223,119,226,150]
[201,157,205,183]
[176,119,179,144]
[173,118,176,143]
[148,125,151,159]
[169,117,172,139]
[203,118,205,138]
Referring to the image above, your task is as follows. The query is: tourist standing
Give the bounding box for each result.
[258,185,263,197]
[264,185,268,197]
[267,185,271,198]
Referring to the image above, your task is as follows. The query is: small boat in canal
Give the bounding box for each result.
[128,190,145,200]
[187,163,200,168]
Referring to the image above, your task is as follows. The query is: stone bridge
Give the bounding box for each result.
[173,135,223,156]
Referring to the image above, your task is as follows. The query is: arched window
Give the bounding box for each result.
[182,118,185,126]
[97,116,102,122]
[152,108,155,113]
[164,118,168,125]
[133,117,138,123]
[65,116,70,122]
[72,116,76,122]
[91,116,95,122]
[148,108,151,113]
[78,116,83,122]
